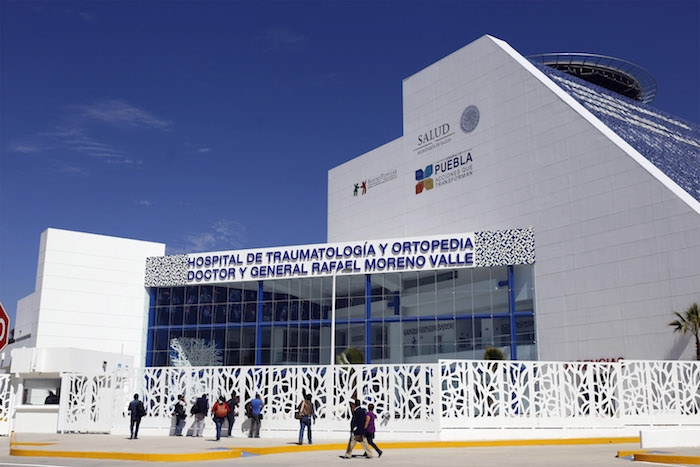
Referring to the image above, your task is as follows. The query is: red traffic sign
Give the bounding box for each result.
[0,300,9,352]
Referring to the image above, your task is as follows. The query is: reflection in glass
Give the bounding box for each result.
[148,264,536,366]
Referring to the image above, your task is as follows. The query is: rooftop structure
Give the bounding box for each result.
[535,63,700,203]
[529,53,657,103]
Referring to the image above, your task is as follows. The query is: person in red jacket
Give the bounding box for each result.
[211,396,230,441]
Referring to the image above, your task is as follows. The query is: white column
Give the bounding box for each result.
[330,274,336,366]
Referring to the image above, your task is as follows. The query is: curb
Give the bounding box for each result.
[8,436,641,462]
[634,452,700,465]
[9,447,244,462]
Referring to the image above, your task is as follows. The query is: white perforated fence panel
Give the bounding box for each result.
[0,375,11,435]
[56,361,700,434]
[439,361,623,428]
[620,360,700,423]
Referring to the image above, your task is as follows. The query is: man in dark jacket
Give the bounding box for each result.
[343,399,373,458]
[192,394,209,437]
[226,392,239,437]
[128,394,146,439]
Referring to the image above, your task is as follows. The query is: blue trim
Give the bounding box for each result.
[388,291,400,315]
[147,310,535,333]
[148,287,157,307]
[145,329,154,367]
[256,281,263,365]
[508,265,517,360]
[365,274,371,364]
[147,312,534,331]
[328,311,533,326]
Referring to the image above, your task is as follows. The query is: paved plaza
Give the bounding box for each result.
[0,433,699,466]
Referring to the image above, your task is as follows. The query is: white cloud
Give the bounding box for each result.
[169,219,246,254]
[57,165,90,176]
[7,99,166,169]
[198,147,212,153]
[253,27,310,52]
[134,199,155,206]
[48,127,134,161]
[71,99,172,130]
[9,143,43,153]
[78,12,96,22]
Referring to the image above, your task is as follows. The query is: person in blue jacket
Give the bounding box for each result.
[249,394,264,438]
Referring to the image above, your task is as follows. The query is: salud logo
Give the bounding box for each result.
[415,165,434,194]
[460,105,480,133]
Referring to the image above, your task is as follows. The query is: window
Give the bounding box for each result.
[147,264,536,366]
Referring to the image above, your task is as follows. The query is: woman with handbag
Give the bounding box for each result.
[296,394,315,445]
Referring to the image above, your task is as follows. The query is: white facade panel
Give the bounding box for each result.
[327,35,700,361]
[28,229,165,366]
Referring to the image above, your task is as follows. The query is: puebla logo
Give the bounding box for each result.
[415,165,434,194]
[460,105,479,133]
[415,150,473,195]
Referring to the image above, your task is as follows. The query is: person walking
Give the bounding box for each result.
[249,393,264,438]
[192,394,209,437]
[343,399,373,458]
[296,394,316,445]
[211,396,230,441]
[226,392,239,437]
[173,394,187,436]
[128,394,146,440]
[364,403,383,457]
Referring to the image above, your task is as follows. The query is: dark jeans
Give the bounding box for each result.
[366,432,382,454]
[214,417,225,440]
[130,417,141,439]
[298,415,312,443]
[226,413,235,436]
[174,416,186,436]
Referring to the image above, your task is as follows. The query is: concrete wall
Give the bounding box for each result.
[18,229,165,367]
[327,35,700,361]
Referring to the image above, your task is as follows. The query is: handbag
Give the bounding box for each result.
[295,400,307,419]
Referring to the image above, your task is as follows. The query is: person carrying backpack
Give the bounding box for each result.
[211,396,230,441]
[127,394,146,440]
[192,394,209,437]
[173,394,187,436]
[296,393,316,445]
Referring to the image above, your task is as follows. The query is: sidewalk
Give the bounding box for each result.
[6,432,700,465]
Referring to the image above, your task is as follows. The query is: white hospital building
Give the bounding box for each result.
[2,35,698,437]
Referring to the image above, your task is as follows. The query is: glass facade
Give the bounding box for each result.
[146,264,535,366]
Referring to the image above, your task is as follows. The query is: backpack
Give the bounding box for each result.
[190,404,198,415]
[174,402,185,418]
[214,402,228,418]
[245,401,253,418]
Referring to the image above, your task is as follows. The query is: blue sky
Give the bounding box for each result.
[1,0,698,324]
